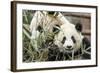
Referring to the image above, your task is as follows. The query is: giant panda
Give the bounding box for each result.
[47,12,91,61]
[30,11,91,60]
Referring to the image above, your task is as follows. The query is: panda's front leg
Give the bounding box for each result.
[82,37,91,59]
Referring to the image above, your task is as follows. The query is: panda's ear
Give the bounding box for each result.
[53,24,60,34]
[75,23,82,32]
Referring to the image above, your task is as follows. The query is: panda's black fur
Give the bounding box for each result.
[82,37,90,50]
[82,37,91,59]
[75,23,82,32]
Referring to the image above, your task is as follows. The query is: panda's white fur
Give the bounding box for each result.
[54,13,84,53]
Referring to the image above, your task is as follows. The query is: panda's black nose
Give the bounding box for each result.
[67,46,72,49]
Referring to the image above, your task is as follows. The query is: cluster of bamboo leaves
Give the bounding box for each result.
[22,10,56,62]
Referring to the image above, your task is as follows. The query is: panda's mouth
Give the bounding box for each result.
[64,48,74,51]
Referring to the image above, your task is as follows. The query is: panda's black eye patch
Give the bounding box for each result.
[71,36,76,43]
[61,36,66,44]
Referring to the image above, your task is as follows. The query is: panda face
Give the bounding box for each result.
[61,35,76,48]
[54,23,83,52]
[61,34,77,51]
